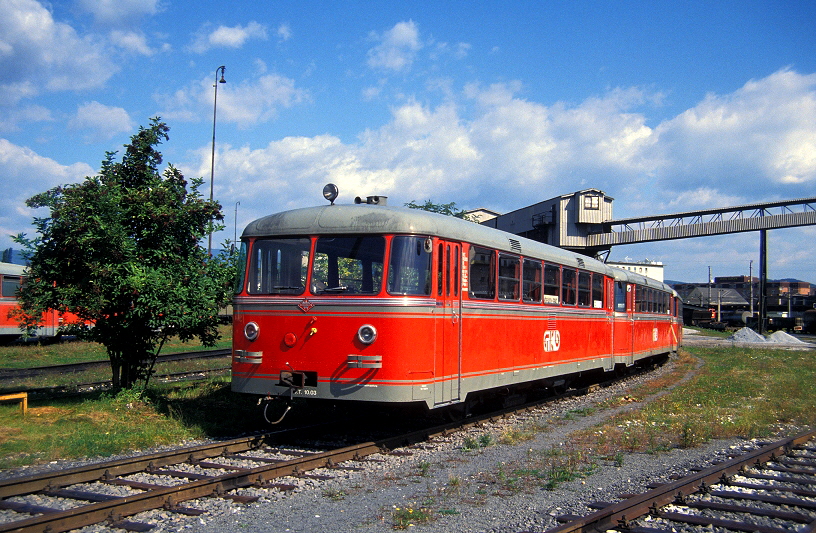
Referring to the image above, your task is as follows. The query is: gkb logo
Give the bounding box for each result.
[543,330,561,352]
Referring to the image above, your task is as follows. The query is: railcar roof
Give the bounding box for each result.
[243,204,676,294]
[0,262,26,276]
[244,204,599,270]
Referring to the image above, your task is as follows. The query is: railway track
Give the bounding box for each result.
[540,429,816,533]
[0,362,649,533]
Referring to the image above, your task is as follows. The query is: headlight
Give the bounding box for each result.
[244,321,260,341]
[357,324,377,345]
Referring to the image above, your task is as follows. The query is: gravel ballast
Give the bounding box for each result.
[174,359,770,533]
[2,341,807,533]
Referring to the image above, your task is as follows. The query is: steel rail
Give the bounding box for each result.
[0,441,383,533]
[541,429,816,533]
[0,433,268,499]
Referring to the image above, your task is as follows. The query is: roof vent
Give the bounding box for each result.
[354,196,388,206]
[509,239,522,253]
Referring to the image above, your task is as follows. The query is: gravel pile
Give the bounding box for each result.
[727,327,767,343]
[767,330,810,344]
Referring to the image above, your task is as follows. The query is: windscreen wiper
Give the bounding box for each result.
[322,285,349,292]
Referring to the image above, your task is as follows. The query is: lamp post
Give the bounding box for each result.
[208,65,226,256]
[234,201,240,249]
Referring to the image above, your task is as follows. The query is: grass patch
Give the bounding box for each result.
[0,375,262,470]
[477,345,814,498]
[392,503,434,529]
[577,346,816,456]
[0,325,232,369]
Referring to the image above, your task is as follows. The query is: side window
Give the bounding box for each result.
[498,254,520,301]
[577,271,591,307]
[453,244,460,297]
[1,275,22,298]
[387,236,432,296]
[614,281,627,312]
[469,247,495,300]
[234,241,248,294]
[543,263,560,305]
[522,259,542,303]
[437,243,444,296]
[592,274,604,308]
[562,268,577,306]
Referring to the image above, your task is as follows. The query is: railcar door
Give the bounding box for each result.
[612,280,635,366]
[604,277,615,371]
[434,240,462,405]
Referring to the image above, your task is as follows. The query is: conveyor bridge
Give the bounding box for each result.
[591,196,816,248]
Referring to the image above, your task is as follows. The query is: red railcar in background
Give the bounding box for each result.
[231,194,682,415]
[0,262,84,340]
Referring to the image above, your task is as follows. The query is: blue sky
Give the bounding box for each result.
[2,0,816,284]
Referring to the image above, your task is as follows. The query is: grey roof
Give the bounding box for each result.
[242,203,675,294]
[0,262,26,276]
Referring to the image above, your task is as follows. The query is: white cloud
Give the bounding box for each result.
[277,24,292,42]
[68,101,135,142]
[188,22,267,53]
[201,69,816,243]
[0,104,53,133]
[109,30,154,55]
[652,68,816,200]
[367,21,422,72]
[75,0,161,27]
[156,73,309,128]
[0,0,117,99]
[0,138,94,248]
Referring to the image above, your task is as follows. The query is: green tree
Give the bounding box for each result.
[13,118,237,389]
[405,199,477,221]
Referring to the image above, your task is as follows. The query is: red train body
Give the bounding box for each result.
[0,262,85,339]
[231,199,682,410]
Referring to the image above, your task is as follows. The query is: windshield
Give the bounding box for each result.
[247,238,310,295]
[311,236,385,294]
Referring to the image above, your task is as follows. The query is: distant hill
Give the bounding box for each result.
[667,277,811,286]
[1,248,26,265]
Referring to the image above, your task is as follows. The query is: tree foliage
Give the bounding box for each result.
[13,118,237,389]
[404,199,477,221]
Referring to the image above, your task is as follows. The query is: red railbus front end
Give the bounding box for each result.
[232,233,439,407]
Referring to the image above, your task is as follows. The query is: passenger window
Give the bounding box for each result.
[1,275,22,298]
[578,271,591,307]
[437,243,444,296]
[614,281,627,312]
[498,254,520,301]
[469,247,495,300]
[454,245,460,297]
[522,259,542,303]
[543,263,560,304]
[446,245,452,296]
[387,236,432,296]
[592,274,604,308]
[562,268,577,306]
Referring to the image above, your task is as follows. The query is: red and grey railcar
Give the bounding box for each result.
[231,192,682,414]
[0,261,82,339]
